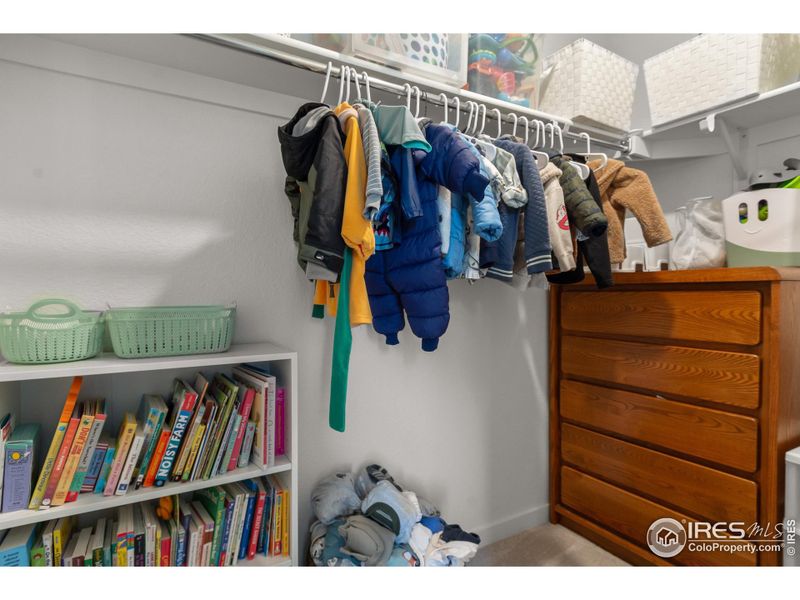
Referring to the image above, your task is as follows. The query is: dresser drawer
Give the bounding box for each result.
[560,380,759,472]
[561,290,762,345]
[561,335,761,409]
[560,466,757,566]
[561,423,758,523]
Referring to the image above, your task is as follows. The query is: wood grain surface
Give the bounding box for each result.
[561,423,758,523]
[561,290,761,345]
[560,380,759,472]
[561,335,761,409]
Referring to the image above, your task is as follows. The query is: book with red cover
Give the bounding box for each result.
[143,425,170,488]
[39,403,81,509]
[226,386,255,471]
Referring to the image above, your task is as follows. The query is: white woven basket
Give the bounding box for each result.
[539,38,639,133]
[644,34,800,127]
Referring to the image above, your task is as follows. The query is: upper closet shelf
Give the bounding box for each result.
[641,81,800,142]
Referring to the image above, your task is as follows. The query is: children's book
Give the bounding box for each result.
[53,515,76,567]
[93,442,116,494]
[29,525,45,567]
[52,401,94,506]
[238,420,257,469]
[42,519,56,567]
[40,401,82,509]
[116,421,145,495]
[143,424,170,487]
[234,366,276,468]
[276,387,285,456]
[30,376,82,509]
[82,439,108,493]
[154,380,198,486]
[103,413,137,496]
[195,485,225,567]
[65,398,106,502]
[90,517,106,567]
[0,412,16,508]
[132,394,168,490]
[1,423,40,512]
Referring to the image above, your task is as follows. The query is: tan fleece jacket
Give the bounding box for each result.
[540,162,575,272]
[588,159,672,263]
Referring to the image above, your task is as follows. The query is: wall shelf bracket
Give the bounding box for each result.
[700,113,748,180]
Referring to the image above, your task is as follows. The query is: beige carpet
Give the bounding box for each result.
[470,524,629,566]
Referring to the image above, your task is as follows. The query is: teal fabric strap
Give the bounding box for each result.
[329,247,353,432]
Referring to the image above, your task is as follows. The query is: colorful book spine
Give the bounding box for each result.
[52,407,94,506]
[281,487,289,556]
[181,422,206,482]
[133,396,167,490]
[155,383,197,486]
[276,388,285,456]
[172,400,205,481]
[227,387,255,471]
[53,516,75,567]
[66,404,106,502]
[159,522,171,567]
[238,420,256,469]
[93,446,116,493]
[82,443,108,492]
[246,479,267,560]
[218,412,242,475]
[29,376,82,510]
[218,496,235,566]
[1,423,40,513]
[143,427,170,488]
[116,423,145,495]
[103,414,137,496]
[39,405,81,509]
[238,489,256,560]
[271,486,283,556]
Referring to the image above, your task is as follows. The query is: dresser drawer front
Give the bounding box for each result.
[560,380,759,472]
[561,290,762,345]
[561,335,761,409]
[561,423,758,523]
[560,466,757,566]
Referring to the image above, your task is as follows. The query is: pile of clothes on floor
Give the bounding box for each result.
[309,464,480,566]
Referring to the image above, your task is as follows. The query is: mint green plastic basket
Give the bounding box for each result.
[0,299,104,364]
[105,305,235,358]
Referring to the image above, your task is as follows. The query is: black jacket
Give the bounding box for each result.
[278,102,347,275]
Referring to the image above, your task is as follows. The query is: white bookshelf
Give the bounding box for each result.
[0,343,298,567]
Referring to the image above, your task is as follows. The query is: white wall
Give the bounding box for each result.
[0,34,550,553]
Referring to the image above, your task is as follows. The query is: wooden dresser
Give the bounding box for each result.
[549,267,800,566]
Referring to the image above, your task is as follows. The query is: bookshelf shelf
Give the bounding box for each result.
[0,343,296,383]
[0,343,299,567]
[0,457,290,531]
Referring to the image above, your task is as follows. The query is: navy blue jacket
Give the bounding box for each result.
[365,122,489,351]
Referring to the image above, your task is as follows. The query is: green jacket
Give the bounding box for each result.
[552,156,608,238]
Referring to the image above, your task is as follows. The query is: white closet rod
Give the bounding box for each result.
[191,34,631,154]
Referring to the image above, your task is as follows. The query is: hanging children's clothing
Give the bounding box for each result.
[550,156,608,239]
[539,162,576,273]
[313,103,375,325]
[547,154,614,289]
[588,158,672,263]
[277,102,347,278]
[365,121,489,351]
[355,104,384,219]
[488,137,553,282]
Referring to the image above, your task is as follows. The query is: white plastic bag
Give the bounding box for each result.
[669,197,726,270]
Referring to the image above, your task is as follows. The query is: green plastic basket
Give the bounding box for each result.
[0,299,104,364]
[105,305,235,358]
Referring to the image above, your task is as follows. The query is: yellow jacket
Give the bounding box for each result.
[313,103,375,325]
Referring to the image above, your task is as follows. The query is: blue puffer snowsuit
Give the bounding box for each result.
[365,122,489,351]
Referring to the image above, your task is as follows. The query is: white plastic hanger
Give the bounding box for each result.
[438,93,449,124]
[575,132,608,173]
[464,101,476,135]
[343,67,352,103]
[352,69,361,101]
[476,104,487,137]
[509,113,518,138]
[402,83,412,111]
[520,116,530,144]
[412,86,422,119]
[452,96,460,129]
[362,71,371,104]
[320,61,333,104]
[337,65,348,105]
[529,120,549,170]
[490,108,502,138]
[555,124,590,179]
